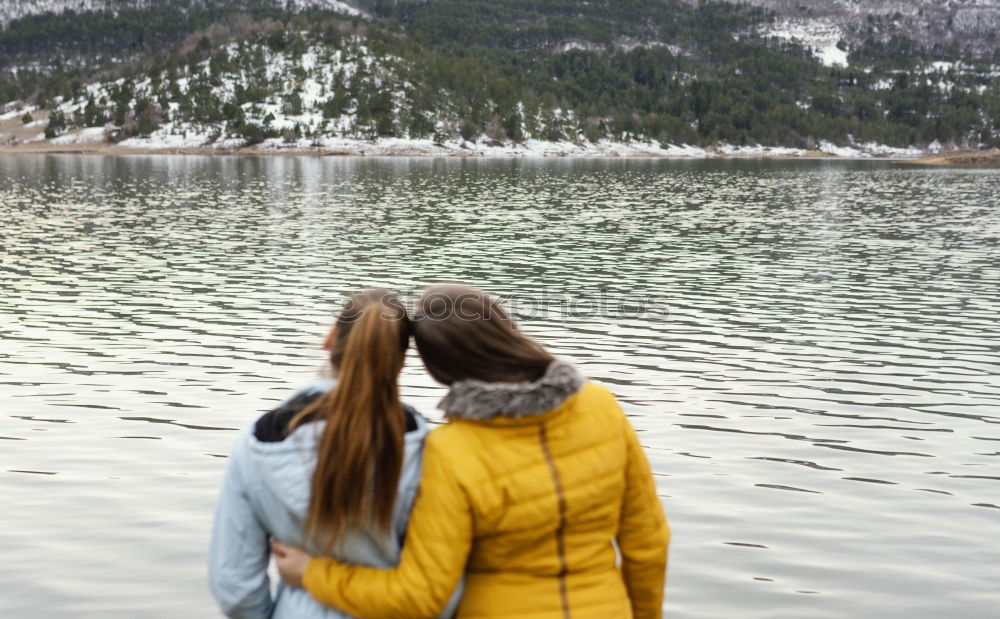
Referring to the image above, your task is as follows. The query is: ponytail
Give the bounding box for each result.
[292,290,410,553]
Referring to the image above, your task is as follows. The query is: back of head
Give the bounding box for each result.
[293,289,410,552]
[413,285,554,385]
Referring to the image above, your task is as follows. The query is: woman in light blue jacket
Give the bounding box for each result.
[208,289,460,618]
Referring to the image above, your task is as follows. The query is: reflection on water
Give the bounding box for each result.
[1,155,998,618]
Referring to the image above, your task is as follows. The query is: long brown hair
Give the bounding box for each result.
[291,289,410,552]
[413,285,554,385]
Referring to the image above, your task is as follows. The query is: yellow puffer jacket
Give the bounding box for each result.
[303,362,670,618]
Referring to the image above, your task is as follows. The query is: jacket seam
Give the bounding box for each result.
[539,422,571,619]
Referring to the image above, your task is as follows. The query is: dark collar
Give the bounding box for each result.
[255,392,418,442]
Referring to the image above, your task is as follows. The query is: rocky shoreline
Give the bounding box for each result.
[0,141,821,158]
[2,121,997,163]
[0,138,928,160]
[907,150,1000,167]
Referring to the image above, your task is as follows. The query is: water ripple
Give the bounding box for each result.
[1,156,998,619]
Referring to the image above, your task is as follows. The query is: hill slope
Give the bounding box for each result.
[1,1,998,155]
[726,0,1000,52]
[0,0,363,23]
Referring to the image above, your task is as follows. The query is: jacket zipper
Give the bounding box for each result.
[539,423,571,619]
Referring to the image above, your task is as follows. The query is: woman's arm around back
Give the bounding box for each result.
[299,433,471,618]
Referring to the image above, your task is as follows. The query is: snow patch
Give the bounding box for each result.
[50,127,106,144]
[818,140,924,159]
[0,1,367,23]
[289,1,366,18]
[557,41,602,53]
[118,130,213,149]
[764,20,848,68]
[0,104,36,121]
[717,144,807,157]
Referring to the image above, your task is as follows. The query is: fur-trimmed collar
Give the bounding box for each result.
[439,360,584,420]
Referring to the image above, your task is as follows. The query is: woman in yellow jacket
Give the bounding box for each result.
[274,285,670,618]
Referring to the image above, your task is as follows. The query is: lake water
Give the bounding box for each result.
[1,154,998,618]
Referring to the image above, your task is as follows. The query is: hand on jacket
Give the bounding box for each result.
[271,540,313,589]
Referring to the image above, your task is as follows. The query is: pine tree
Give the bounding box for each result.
[44,110,67,138]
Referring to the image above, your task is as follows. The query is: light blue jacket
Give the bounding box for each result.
[208,380,461,618]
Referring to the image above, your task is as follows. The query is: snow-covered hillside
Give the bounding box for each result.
[0,0,364,23]
[3,25,984,158]
[724,0,1000,54]
[1,0,108,23]
[0,32,584,152]
[763,20,848,68]
[0,31,721,157]
[3,0,997,154]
